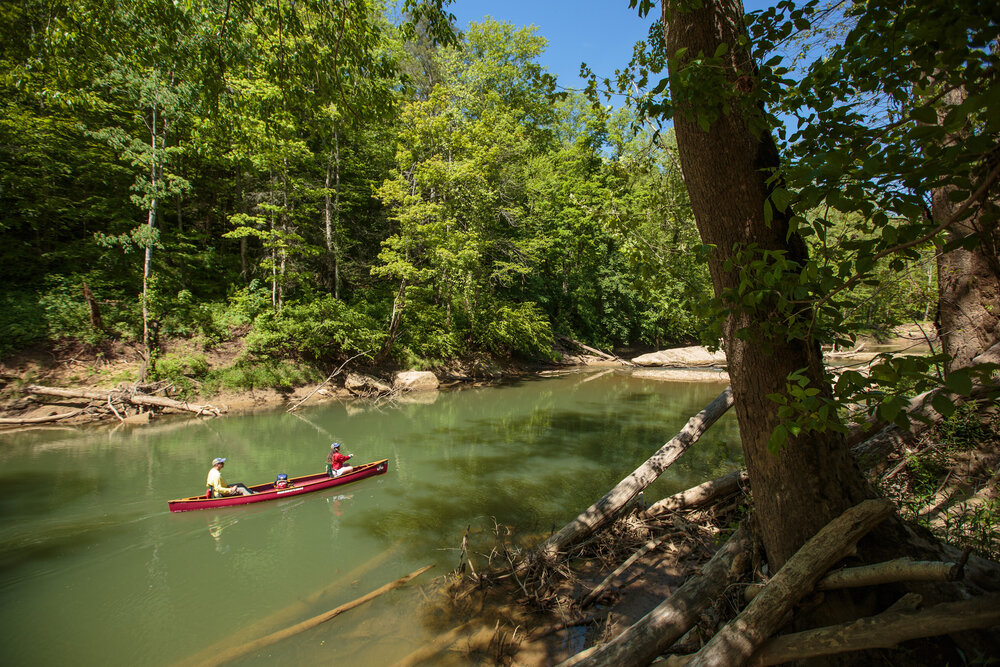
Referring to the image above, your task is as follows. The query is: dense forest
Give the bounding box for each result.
[0,0,945,390]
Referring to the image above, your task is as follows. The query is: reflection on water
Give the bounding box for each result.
[0,370,740,666]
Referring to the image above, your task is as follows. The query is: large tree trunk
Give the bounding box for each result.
[662,0,872,570]
[932,87,1000,374]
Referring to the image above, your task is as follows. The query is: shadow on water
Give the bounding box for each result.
[0,519,132,584]
[361,404,740,561]
[0,471,134,582]
[0,471,100,517]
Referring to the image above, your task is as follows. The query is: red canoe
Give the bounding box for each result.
[168,459,389,512]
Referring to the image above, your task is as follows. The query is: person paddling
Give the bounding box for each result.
[326,443,354,478]
[206,458,254,497]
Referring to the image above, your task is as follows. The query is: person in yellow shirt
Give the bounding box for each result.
[206,458,253,497]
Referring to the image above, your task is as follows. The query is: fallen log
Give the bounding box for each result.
[558,645,599,667]
[640,469,745,519]
[661,592,1000,667]
[824,343,866,358]
[557,334,619,361]
[684,499,895,667]
[746,591,1000,666]
[388,621,475,667]
[564,526,750,667]
[0,409,84,426]
[175,542,404,667]
[818,557,962,591]
[536,386,734,563]
[27,385,223,416]
[743,557,961,602]
[193,564,433,667]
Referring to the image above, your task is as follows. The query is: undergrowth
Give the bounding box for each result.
[147,353,322,397]
[878,403,1000,560]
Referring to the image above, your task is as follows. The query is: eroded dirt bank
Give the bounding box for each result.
[0,325,933,429]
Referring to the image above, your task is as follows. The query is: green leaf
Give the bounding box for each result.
[931,392,956,417]
[945,370,972,396]
[910,106,938,124]
[768,424,789,454]
[770,187,793,212]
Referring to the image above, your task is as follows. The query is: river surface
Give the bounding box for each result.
[0,370,740,666]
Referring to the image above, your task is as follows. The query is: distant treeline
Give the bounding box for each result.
[0,0,933,372]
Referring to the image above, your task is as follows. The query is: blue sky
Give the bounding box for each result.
[449,1,776,94]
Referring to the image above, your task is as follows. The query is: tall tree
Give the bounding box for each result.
[374,20,555,358]
[660,0,871,569]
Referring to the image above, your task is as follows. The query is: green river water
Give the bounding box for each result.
[0,369,741,666]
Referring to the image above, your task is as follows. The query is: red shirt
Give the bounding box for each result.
[327,451,351,470]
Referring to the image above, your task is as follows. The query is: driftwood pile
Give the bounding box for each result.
[548,386,1000,666]
[560,500,999,667]
[406,384,1000,666]
[0,384,224,427]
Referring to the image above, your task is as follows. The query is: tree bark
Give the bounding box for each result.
[662,592,1000,667]
[663,0,872,571]
[744,557,962,602]
[82,282,103,332]
[536,386,733,563]
[141,94,161,377]
[932,86,1000,375]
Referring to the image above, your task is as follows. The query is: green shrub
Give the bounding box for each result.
[205,359,322,392]
[1,282,137,358]
[148,353,210,395]
[144,275,220,341]
[936,402,1000,451]
[220,280,272,328]
[478,301,555,359]
[394,292,464,359]
[39,285,102,344]
[0,291,46,357]
[882,403,1000,560]
[243,295,385,360]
